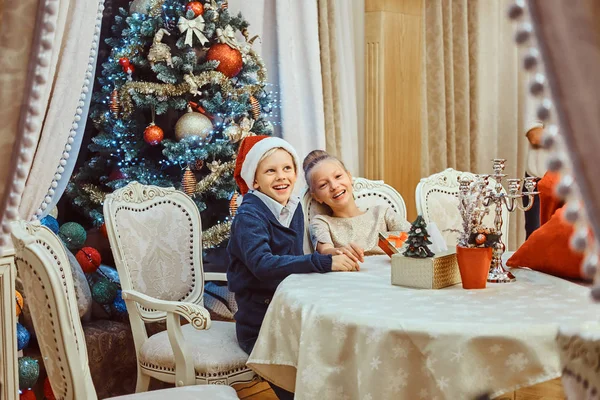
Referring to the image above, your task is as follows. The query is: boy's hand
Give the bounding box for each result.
[335,243,365,263]
[332,254,360,271]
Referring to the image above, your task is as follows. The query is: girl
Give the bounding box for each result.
[303,150,411,262]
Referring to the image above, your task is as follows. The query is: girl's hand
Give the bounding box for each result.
[332,254,360,271]
[335,243,365,263]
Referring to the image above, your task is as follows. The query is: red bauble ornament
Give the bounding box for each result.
[76,247,102,274]
[206,43,243,78]
[43,377,56,400]
[475,233,487,245]
[118,57,130,67]
[108,169,127,181]
[144,123,164,145]
[123,64,135,74]
[99,223,108,238]
[20,389,36,400]
[185,1,204,16]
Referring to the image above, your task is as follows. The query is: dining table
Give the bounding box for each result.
[247,254,598,399]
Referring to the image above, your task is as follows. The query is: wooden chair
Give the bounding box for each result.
[103,182,256,392]
[10,219,239,400]
[415,168,509,247]
[301,177,407,253]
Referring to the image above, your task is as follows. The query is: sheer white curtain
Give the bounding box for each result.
[229,0,365,182]
[318,0,364,176]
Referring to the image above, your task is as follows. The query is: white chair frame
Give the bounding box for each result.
[103,182,256,391]
[302,177,408,253]
[415,168,509,247]
[10,220,239,400]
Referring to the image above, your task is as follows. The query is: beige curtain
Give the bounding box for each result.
[0,0,40,247]
[0,0,102,253]
[317,0,364,176]
[421,0,528,250]
[17,0,101,221]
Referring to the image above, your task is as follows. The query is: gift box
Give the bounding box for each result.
[378,232,408,257]
[391,250,461,289]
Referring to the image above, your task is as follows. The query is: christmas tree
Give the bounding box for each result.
[66,0,273,249]
[402,215,435,258]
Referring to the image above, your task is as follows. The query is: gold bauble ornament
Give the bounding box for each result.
[182,166,197,196]
[174,110,213,141]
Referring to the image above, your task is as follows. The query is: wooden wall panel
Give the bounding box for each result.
[365,0,423,221]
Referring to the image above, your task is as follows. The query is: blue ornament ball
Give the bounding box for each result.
[92,279,118,305]
[99,265,120,284]
[58,222,87,251]
[18,356,39,390]
[40,216,59,234]
[112,289,127,314]
[16,323,30,351]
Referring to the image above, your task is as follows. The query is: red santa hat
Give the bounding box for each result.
[234,135,301,195]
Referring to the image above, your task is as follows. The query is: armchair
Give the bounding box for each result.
[415,168,510,247]
[10,219,239,399]
[103,182,256,392]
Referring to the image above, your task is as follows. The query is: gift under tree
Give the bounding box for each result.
[402,215,435,258]
[67,0,273,249]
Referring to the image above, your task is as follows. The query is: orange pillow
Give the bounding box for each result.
[507,207,583,279]
[537,171,563,225]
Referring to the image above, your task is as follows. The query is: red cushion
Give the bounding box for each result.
[538,171,563,225]
[507,207,584,279]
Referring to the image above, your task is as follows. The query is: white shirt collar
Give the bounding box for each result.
[250,190,300,228]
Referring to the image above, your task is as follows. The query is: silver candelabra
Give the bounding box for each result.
[480,159,539,283]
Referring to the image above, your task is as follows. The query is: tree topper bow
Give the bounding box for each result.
[178,15,209,47]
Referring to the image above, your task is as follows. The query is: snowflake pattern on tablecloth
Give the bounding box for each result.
[489,344,503,355]
[370,356,382,370]
[505,353,528,372]
[393,345,409,359]
[451,348,465,362]
[437,376,450,390]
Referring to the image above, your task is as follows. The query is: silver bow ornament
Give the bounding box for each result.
[216,25,240,50]
[178,15,209,46]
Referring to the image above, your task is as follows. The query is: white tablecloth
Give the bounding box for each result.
[247,255,599,399]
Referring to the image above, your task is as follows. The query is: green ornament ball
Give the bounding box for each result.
[18,356,39,390]
[58,222,87,251]
[92,279,118,305]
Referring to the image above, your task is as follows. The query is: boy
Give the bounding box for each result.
[227,135,357,399]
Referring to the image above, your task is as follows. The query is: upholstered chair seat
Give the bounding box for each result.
[139,322,250,378]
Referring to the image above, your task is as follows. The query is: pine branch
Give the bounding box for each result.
[202,220,232,249]
[195,160,235,195]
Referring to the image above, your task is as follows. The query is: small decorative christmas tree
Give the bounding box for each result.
[402,215,435,258]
